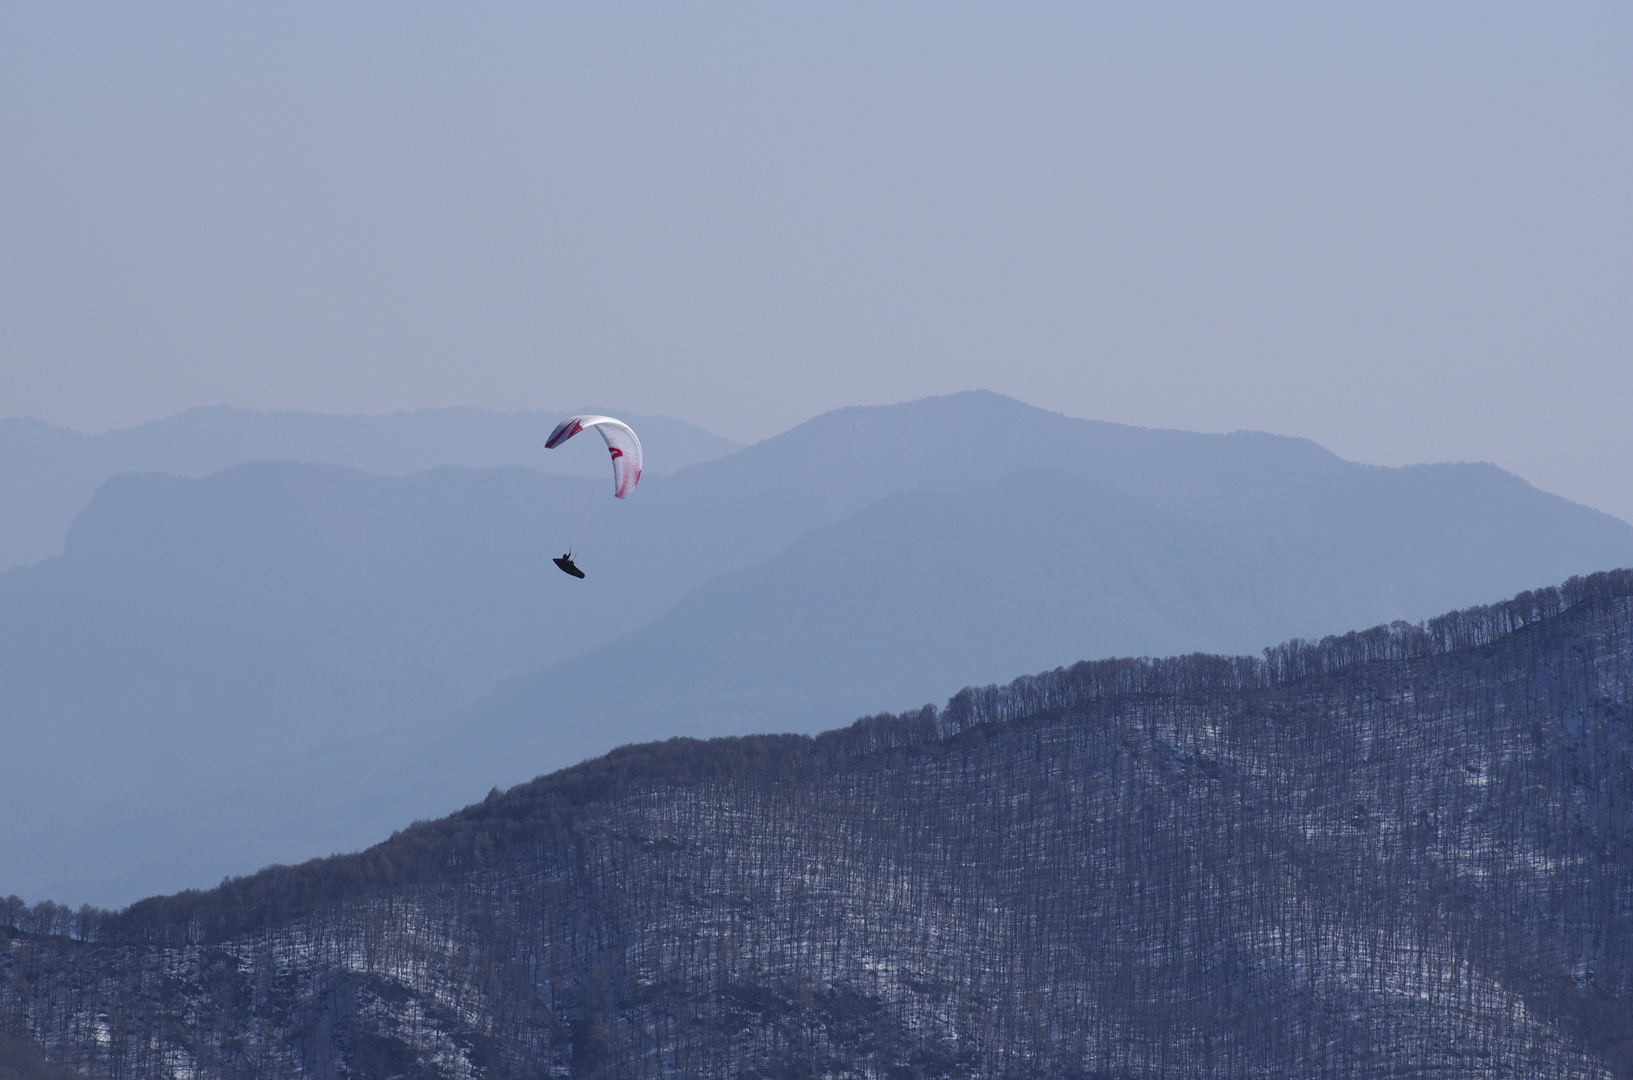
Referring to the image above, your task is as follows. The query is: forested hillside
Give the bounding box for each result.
[5,571,1633,1078]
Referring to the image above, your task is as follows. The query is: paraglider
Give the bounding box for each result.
[545,415,642,578]
[545,415,642,498]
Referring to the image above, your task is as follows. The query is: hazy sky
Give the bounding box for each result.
[3,4,1630,520]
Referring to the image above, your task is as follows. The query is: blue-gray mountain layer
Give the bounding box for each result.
[2,391,1630,905]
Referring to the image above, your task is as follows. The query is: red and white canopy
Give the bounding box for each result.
[545,415,643,498]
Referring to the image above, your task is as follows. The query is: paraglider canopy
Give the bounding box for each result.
[545,415,643,498]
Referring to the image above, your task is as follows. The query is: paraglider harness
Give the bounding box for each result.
[553,553,585,579]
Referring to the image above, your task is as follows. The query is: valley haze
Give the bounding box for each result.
[2,392,1630,909]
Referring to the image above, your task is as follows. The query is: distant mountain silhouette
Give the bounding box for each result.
[432,457,1633,803]
[0,405,742,572]
[2,391,1631,906]
[447,473,1330,771]
[570,390,1633,628]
